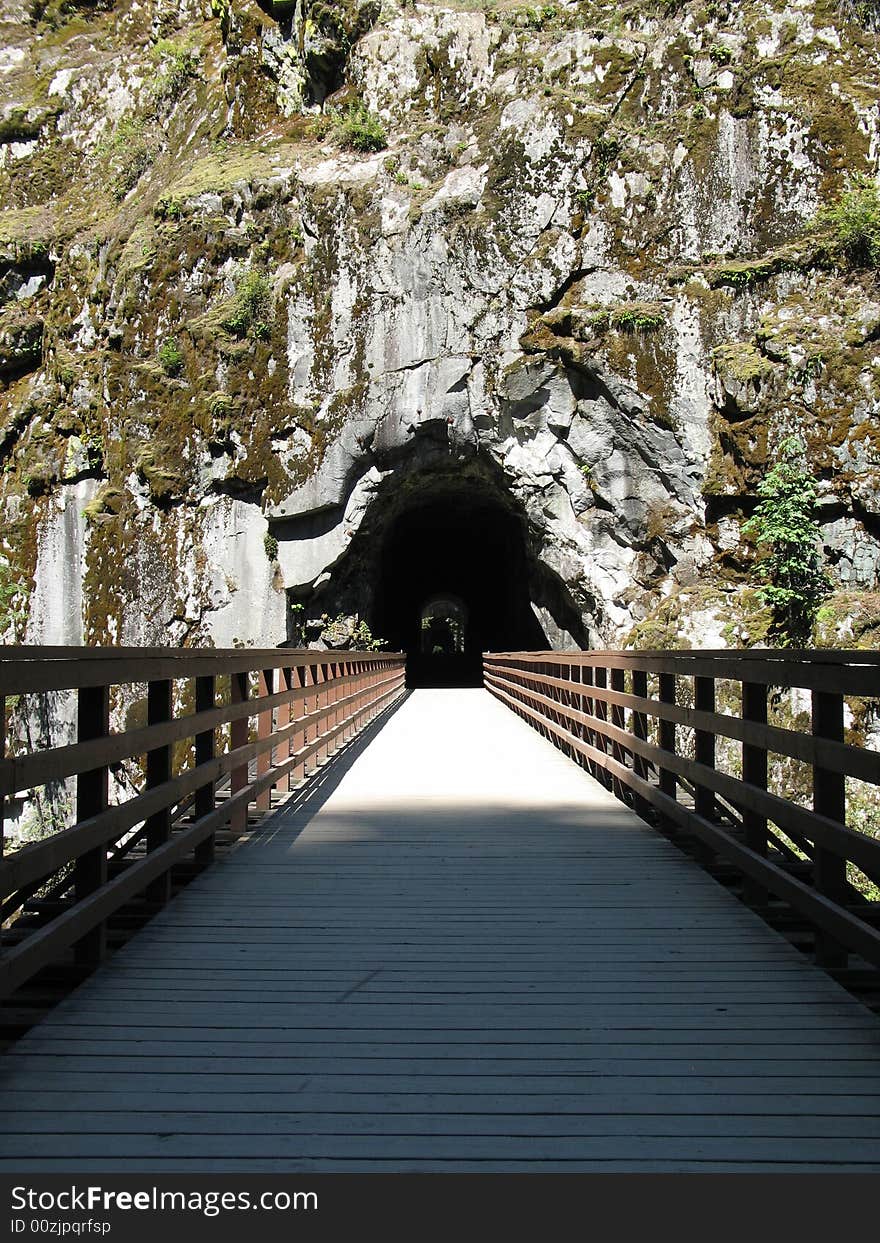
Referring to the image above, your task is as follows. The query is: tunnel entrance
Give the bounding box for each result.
[369,485,552,687]
[278,451,590,683]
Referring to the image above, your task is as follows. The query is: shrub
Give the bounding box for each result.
[331,104,387,153]
[742,437,830,646]
[818,174,880,268]
[263,532,279,562]
[158,337,184,376]
[223,268,271,338]
[150,40,199,104]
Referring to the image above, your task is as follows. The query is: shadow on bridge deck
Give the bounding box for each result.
[1,689,879,1172]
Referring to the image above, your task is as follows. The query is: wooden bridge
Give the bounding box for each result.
[1,647,879,1171]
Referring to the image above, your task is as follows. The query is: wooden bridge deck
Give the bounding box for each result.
[2,688,879,1172]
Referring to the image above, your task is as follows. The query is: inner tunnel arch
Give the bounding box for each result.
[281,452,589,686]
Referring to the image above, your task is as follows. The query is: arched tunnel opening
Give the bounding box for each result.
[280,454,589,687]
[371,489,552,687]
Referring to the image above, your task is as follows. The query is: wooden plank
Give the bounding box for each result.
[1,1133,879,1164]
[7,1112,880,1140]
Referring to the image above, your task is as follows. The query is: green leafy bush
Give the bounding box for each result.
[331,104,387,153]
[223,268,272,339]
[818,174,880,268]
[742,437,830,646]
[158,337,184,376]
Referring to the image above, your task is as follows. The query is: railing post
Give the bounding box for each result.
[658,672,677,814]
[742,679,768,906]
[144,677,172,906]
[582,664,597,781]
[693,675,716,865]
[328,660,340,755]
[345,661,360,741]
[812,689,848,969]
[610,666,626,801]
[230,670,249,834]
[194,674,216,864]
[593,666,611,789]
[74,683,109,965]
[292,664,308,783]
[275,668,292,793]
[256,668,274,813]
[570,662,583,765]
[694,675,716,820]
[315,663,329,764]
[632,667,649,818]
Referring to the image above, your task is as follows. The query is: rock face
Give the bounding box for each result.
[1,0,880,651]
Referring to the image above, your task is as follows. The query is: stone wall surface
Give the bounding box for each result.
[0,0,879,654]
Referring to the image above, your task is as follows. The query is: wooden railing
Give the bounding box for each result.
[0,647,406,998]
[485,650,880,972]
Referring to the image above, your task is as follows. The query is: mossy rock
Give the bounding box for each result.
[135,444,186,504]
[814,591,880,649]
[712,341,774,385]
[83,485,126,524]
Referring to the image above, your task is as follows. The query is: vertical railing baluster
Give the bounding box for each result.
[230,669,249,834]
[194,673,216,864]
[742,678,768,906]
[329,660,341,754]
[632,667,649,818]
[144,677,172,906]
[275,667,292,793]
[316,663,329,763]
[610,666,626,801]
[292,664,307,783]
[812,688,847,968]
[74,682,110,964]
[594,665,611,789]
[582,664,596,780]
[694,675,716,822]
[256,668,274,813]
[571,662,582,768]
[658,671,677,814]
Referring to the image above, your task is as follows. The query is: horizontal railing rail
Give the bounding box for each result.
[1,647,406,999]
[484,650,880,973]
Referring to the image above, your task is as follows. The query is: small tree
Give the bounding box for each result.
[742,437,830,646]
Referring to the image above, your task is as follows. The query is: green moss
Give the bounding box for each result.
[83,485,125,524]
[608,303,665,333]
[135,443,186,505]
[712,341,774,384]
[814,590,880,649]
[158,142,299,205]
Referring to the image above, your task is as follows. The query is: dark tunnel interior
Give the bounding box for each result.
[369,492,550,687]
